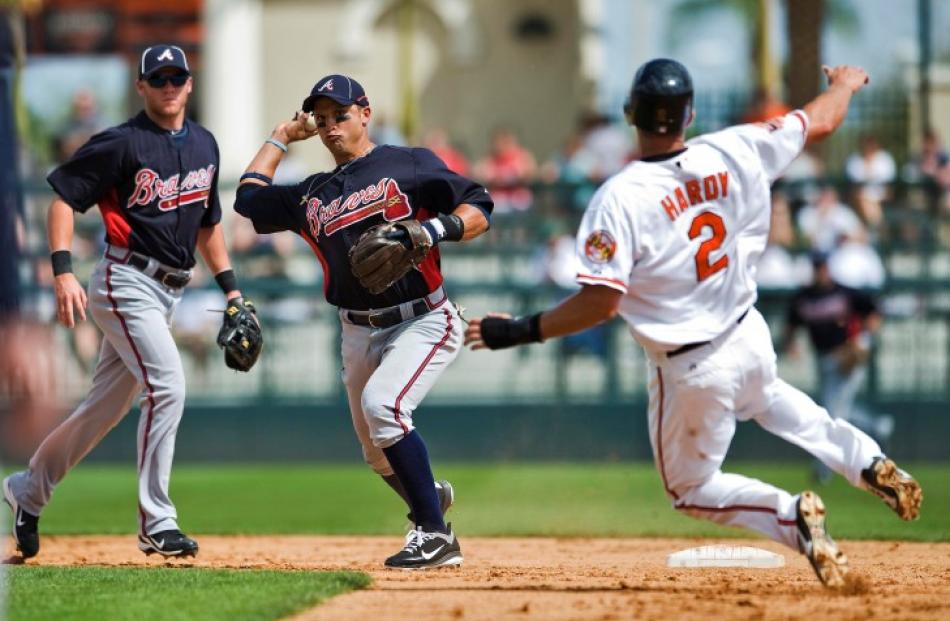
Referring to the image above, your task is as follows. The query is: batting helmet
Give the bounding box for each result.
[623,58,693,135]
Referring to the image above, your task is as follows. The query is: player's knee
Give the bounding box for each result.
[359,386,392,421]
[151,376,186,408]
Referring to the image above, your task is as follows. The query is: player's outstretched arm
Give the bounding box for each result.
[803,65,869,145]
[464,285,622,350]
[47,198,87,329]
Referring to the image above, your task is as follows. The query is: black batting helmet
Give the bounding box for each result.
[623,58,694,135]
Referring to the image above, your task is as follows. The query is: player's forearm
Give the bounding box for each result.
[539,285,621,339]
[802,84,854,145]
[197,225,242,299]
[47,198,75,252]
[240,139,286,186]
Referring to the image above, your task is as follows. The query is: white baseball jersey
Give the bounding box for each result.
[575,111,809,351]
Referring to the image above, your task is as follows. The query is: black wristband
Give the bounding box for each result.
[51,250,73,276]
[215,269,239,294]
[421,213,465,245]
[437,214,464,241]
[480,312,544,350]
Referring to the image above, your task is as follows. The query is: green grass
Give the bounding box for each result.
[5,566,369,621]
[15,462,950,541]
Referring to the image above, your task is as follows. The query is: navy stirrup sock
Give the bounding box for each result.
[382,430,446,533]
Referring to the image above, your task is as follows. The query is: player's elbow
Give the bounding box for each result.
[583,285,622,323]
[806,120,836,145]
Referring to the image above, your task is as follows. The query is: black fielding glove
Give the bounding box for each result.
[479,313,544,350]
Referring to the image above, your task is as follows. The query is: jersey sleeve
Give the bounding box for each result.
[46,127,129,213]
[574,186,634,293]
[731,110,809,183]
[201,139,223,227]
[233,182,302,234]
[412,147,494,219]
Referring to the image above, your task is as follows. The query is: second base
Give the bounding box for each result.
[667,545,785,568]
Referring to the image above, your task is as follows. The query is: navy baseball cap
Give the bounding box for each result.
[139,45,190,79]
[302,74,369,112]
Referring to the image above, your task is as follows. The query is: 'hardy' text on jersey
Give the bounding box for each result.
[659,171,729,222]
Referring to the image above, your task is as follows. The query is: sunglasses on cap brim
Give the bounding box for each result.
[145,73,189,88]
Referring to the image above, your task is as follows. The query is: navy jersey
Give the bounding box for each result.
[787,284,877,354]
[235,145,493,309]
[47,111,222,269]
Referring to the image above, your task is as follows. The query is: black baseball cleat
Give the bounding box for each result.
[385,523,463,569]
[3,476,40,559]
[796,490,848,588]
[138,529,199,558]
[405,479,455,523]
[861,457,922,521]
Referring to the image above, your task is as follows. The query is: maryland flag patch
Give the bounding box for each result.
[584,230,617,264]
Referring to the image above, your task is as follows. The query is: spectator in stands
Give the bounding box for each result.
[845,134,895,231]
[54,89,107,163]
[757,191,807,288]
[796,183,864,253]
[783,252,893,482]
[423,127,469,176]
[474,127,537,213]
[574,112,634,183]
[740,87,791,124]
[827,228,886,290]
[903,127,950,211]
[781,146,825,206]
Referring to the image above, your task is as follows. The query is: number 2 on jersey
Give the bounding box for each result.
[688,212,729,282]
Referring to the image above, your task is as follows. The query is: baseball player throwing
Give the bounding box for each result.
[234,74,493,569]
[465,59,922,588]
[3,45,260,560]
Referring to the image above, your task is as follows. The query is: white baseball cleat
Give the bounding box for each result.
[861,457,922,521]
[796,490,849,588]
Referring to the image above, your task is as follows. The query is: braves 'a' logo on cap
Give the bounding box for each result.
[584,230,617,264]
[157,48,174,62]
[319,79,334,92]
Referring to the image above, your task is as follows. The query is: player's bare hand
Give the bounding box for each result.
[822,65,869,93]
[463,312,511,350]
[274,111,319,144]
[54,273,87,329]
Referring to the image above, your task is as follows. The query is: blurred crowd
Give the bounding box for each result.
[11,88,950,377]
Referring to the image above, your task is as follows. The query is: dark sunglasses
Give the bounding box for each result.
[145,73,189,88]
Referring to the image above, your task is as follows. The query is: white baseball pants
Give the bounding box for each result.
[645,307,882,550]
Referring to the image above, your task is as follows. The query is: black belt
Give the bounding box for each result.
[126,253,192,289]
[667,308,750,358]
[347,299,432,329]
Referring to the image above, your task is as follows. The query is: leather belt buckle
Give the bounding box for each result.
[367,312,385,329]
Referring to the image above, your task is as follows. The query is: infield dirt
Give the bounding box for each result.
[9,535,950,621]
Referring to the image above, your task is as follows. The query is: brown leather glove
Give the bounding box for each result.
[349,220,432,294]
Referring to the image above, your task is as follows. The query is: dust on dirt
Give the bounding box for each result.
[9,535,950,621]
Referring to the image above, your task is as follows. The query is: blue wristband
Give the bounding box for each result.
[239,172,273,185]
[265,138,288,152]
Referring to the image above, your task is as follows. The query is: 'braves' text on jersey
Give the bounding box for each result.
[234,145,492,309]
[574,111,808,350]
[47,111,221,269]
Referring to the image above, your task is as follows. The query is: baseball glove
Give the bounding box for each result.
[349,220,432,294]
[216,297,263,372]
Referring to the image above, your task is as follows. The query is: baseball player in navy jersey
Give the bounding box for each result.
[3,45,253,560]
[465,60,922,588]
[234,74,493,569]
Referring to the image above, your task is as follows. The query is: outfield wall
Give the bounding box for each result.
[73,399,950,464]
